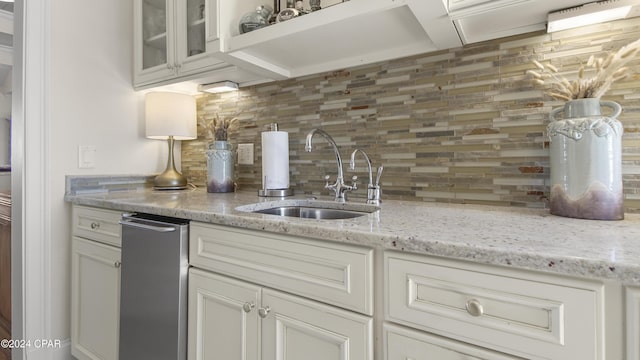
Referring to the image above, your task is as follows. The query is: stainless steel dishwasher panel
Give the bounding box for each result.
[119,213,189,360]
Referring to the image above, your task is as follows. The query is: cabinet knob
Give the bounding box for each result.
[465,298,484,317]
[258,306,270,318]
[90,222,100,230]
[114,261,121,268]
[242,302,255,313]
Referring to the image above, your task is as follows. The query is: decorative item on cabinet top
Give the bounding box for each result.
[239,5,274,34]
[527,37,640,220]
[240,0,347,31]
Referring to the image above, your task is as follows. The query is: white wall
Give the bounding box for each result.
[48,0,168,350]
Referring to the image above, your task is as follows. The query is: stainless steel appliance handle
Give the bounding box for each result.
[119,219,176,233]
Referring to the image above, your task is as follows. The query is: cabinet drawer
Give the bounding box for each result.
[384,323,523,360]
[72,205,122,247]
[385,252,604,360]
[190,222,373,315]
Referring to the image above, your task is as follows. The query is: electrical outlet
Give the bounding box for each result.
[237,143,254,165]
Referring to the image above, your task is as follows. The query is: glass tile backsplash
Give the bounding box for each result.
[182,18,640,212]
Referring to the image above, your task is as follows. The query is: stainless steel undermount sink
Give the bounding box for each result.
[254,206,368,219]
[236,200,379,220]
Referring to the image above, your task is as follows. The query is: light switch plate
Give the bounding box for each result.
[237,143,254,165]
[78,145,96,169]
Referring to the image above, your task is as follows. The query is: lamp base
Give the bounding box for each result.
[153,136,189,190]
[153,168,188,190]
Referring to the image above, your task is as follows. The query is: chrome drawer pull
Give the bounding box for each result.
[242,302,255,313]
[90,222,100,230]
[465,299,484,317]
[258,306,270,318]
[114,261,121,268]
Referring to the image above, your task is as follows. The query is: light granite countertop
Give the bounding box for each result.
[65,187,640,286]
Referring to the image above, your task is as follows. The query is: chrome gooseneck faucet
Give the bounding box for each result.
[305,128,357,202]
[350,149,383,205]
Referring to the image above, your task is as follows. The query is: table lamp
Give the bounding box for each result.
[145,92,197,190]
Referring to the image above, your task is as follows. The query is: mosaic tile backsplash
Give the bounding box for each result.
[182,18,640,212]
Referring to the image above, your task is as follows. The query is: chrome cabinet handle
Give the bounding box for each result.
[258,306,270,318]
[90,222,100,230]
[243,302,255,313]
[114,261,121,268]
[465,298,484,317]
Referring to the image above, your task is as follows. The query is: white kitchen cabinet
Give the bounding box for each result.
[627,286,640,360]
[188,268,260,360]
[71,237,121,360]
[384,251,611,360]
[71,205,122,360]
[189,221,374,315]
[216,0,461,80]
[134,0,227,88]
[213,0,595,80]
[384,323,523,360]
[261,288,372,360]
[188,267,373,360]
[449,0,590,44]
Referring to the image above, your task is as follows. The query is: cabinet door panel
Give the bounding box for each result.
[188,268,260,360]
[141,0,171,69]
[71,237,121,360]
[384,323,523,360]
[134,0,175,85]
[176,0,221,75]
[627,287,640,360]
[261,289,372,360]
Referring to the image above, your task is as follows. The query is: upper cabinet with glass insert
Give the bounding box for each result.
[134,0,227,88]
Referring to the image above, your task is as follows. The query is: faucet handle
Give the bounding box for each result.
[351,175,358,190]
[375,166,384,186]
[324,175,332,189]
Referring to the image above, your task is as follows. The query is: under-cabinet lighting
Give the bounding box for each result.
[547,0,634,32]
[198,81,239,93]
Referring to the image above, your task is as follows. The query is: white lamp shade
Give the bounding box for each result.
[145,92,197,140]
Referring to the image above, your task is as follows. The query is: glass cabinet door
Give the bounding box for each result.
[134,0,224,87]
[176,0,223,75]
[185,0,206,59]
[141,0,171,71]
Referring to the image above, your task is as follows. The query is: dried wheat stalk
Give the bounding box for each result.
[200,114,238,141]
[527,38,640,100]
